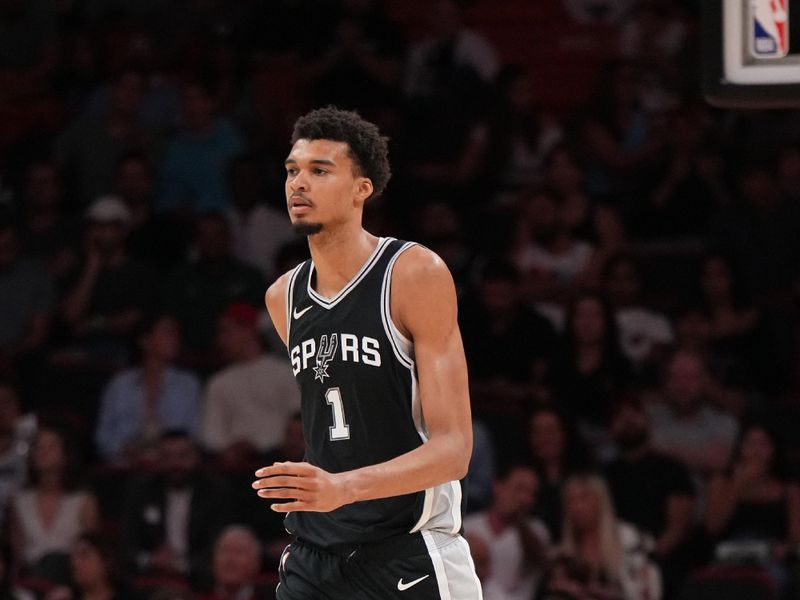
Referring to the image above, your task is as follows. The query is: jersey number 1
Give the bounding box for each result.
[325,388,350,440]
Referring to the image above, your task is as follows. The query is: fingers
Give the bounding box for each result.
[255,462,316,478]
[252,475,317,491]
[270,500,309,513]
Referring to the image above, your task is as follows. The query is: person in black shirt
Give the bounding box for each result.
[603,396,695,597]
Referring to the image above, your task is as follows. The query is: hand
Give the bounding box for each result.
[252,462,352,513]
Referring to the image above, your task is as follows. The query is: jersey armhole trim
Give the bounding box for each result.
[380,242,416,370]
[285,262,304,342]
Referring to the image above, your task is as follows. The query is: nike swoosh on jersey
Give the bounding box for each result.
[397,575,430,591]
[293,305,313,319]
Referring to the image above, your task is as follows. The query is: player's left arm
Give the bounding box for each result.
[252,246,473,512]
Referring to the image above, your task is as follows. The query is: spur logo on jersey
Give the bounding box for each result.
[290,333,381,378]
[313,334,337,382]
[750,0,789,58]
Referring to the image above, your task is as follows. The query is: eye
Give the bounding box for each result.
[286,167,298,176]
[313,168,328,175]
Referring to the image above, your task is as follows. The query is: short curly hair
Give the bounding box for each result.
[291,107,391,199]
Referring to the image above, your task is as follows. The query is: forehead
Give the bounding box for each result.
[287,139,353,166]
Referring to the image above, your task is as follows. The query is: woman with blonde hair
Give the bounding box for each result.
[540,474,660,600]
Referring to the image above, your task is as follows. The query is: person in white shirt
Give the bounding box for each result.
[226,155,295,281]
[201,303,300,467]
[463,464,549,600]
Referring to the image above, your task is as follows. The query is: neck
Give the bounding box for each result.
[307,226,377,295]
[142,356,165,374]
[38,472,62,491]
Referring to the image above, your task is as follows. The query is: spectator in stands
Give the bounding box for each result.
[226,155,294,280]
[162,213,264,369]
[460,259,557,435]
[0,220,54,380]
[482,67,563,203]
[122,430,231,587]
[201,303,300,468]
[604,396,694,596]
[712,159,800,301]
[645,349,739,480]
[602,254,673,381]
[526,407,589,539]
[0,383,35,531]
[45,533,135,600]
[464,464,549,600]
[580,62,665,203]
[306,0,406,112]
[198,525,272,600]
[399,0,498,201]
[9,424,99,585]
[691,252,774,392]
[115,153,187,275]
[16,160,78,271]
[403,0,499,100]
[410,201,473,293]
[636,109,726,239]
[54,67,151,206]
[551,293,632,460]
[540,474,661,600]
[543,145,626,272]
[95,313,202,466]
[157,80,244,217]
[514,187,597,307]
[55,196,155,368]
[705,421,800,563]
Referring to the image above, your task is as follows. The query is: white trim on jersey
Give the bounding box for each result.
[306,237,393,309]
[449,481,463,534]
[379,241,416,369]
[285,263,304,342]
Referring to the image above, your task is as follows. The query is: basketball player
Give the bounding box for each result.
[252,107,483,599]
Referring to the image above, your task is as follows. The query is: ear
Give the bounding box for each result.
[354,177,374,205]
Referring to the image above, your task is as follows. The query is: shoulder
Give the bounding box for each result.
[392,244,453,290]
[266,266,302,303]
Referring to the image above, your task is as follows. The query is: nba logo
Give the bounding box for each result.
[750,0,789,58]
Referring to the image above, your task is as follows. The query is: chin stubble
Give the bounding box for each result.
[292,222,324,236]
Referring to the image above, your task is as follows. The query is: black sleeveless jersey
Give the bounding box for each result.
[284,237,463,547]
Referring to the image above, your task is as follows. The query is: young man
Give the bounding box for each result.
[252,107,482,599]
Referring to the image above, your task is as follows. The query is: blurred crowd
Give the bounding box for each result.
[1,0,800,598]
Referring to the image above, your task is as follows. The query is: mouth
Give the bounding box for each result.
[289,195,312,215]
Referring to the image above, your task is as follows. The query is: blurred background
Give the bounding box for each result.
[0,0,800,598]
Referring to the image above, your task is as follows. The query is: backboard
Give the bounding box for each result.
[703,0,800,108]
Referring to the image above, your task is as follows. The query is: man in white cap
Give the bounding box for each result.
[55,195,156,368]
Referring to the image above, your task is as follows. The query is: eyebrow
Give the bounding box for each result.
[284,158,337,166]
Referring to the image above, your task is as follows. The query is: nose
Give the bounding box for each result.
[289,169,310,192]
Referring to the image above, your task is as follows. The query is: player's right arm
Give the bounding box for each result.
[264,272,292,349]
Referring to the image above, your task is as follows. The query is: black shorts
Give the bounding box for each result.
[276,531,483,599]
